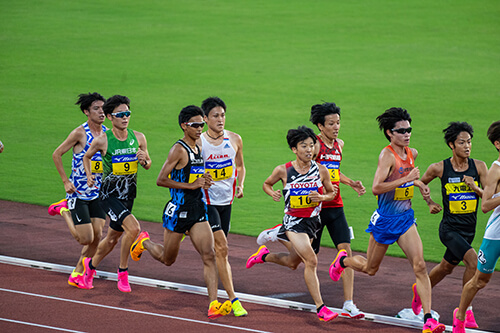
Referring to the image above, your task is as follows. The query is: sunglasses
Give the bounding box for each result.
[391,127,412,134]
[184,122,205,128]
[111,111,131,118]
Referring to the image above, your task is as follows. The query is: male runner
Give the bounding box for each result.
[453,120,500,333]
[329,107,445,333]
[199,96,247,316]
[49,92,107,288]
[130,105,231,319]
[81,94,151,292]
[247,126,339,322]
[414,122,487,328]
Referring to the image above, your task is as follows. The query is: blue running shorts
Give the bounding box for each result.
[366,208,416,245]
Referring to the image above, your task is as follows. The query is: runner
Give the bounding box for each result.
[199,96,248,316]
[328,107,445,333]
[49,92,107,288]
[130,105,231,319]
[452,120,500,333]
[246,126,340,322]
[309,102,366,319]
[416,122,487,329]
[80,94,151,292]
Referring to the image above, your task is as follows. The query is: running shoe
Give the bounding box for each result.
[130,231,150,261]
[423,317,445,333]
[68,270,85,289]
[412,283,422,315]
[452,308,466,333]
[232,299,248,317]
[246,245,269,269]
[256,224,281,245]
[48,199,69,216]
[329,249,347,281]
[341,301,365,319]
[81,257,96,289]
[208,300,232,319]
[465,309,478,328]
[117,270,131,293]
[317,306,339,322]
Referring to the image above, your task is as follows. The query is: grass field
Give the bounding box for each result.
[1,0,499,268]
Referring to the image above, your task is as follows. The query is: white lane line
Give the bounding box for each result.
[0,318,86,332]
[0,288,271,333]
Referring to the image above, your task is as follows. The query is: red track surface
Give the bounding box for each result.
[0,200,498,332]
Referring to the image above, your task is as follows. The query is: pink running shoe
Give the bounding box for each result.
[329,249,347,281]
[81,257,96,289]
[317,306,339,322]
[48,199,69,216]
[68,273,86,289]
[452,308,466,333]
[423,317,445,333]
[412,283,422,315]
[246,245,269,269]
[117,270,131,292]
[465,309,478,328]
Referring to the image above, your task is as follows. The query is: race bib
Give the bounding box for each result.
[91,160,103,173]
[112,154,138,175]
[205,159,233,181]
[164,201,177,218]
[189,166,205,183]
[321,161,340,182]
[289,188,319,208]
[394,182,414,201]
[445,182,478,214]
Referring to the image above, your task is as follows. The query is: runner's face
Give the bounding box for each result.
[451,131,471,158]
[388,120,411,147]
[204,106,225,133]
[319,113,340,140]
[85,100,105,125]
[108,104,130,130]
[183,115,204,140]
[292,137,315,163]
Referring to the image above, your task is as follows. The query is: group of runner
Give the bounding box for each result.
[48,93,500,333]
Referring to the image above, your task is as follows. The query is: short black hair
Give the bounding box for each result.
[103,95,130,116]
[286,126,317,149]
[178,105,204,128]
[201,96,226,116]
[442,122,474,149]
[309,102,341,127]
[376,107,412,141]
[75,92,105,114]
[487,120,500,151]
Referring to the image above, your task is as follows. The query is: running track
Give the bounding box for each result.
[0,200,498,332]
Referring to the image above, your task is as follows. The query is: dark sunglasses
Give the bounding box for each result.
[184,122,205,128]
[391,127,412,134]
[111,111,131,118]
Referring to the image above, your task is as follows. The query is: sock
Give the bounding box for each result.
[317,304,325,313]
[424,313,432,323]
[467,305,473,311]
[118,267,128,272]
[231,298,239,304]
[262,253,268,262]
[88,259,96,270]
[343,300,353,308]
[339,256,346,268]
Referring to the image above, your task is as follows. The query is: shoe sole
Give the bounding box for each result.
[341,312,365,319]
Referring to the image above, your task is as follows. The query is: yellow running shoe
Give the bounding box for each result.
[232,299,248,317]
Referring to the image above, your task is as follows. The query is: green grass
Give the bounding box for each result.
[1,0,499,270]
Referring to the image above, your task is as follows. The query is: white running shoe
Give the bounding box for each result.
[341,301,365,319]
[256,224,281,245]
